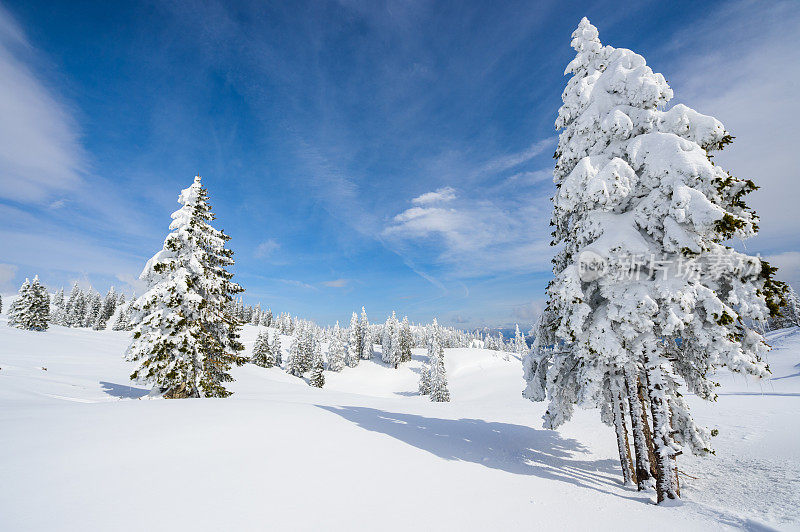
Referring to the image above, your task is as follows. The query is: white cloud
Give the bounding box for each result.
[254,239,280,259]
[411,186,456,205]
[322,278,350,288]
[383,193,552,278]
[0,263,18,291]
[0,5,86,203]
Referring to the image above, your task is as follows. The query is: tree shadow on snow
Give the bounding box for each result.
[99,381,150,399]
[317,405,643,502]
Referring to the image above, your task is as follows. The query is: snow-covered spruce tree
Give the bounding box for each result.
[525,18,786,503]
[309,336,325,388]
[358,307,369,358]
[8,276,49,331]
[83,292,101,328]
[427,320,450,402]
[512,324,528,356]
[270,331,282,366]
[362,326,374,360]
[769,284,800,330]
[7,279,29,328]
[50,288,66,326]
[251,330,275,368]
[300,324,314,373]
[126,175,247,399]
[381,314,393,364]
[382,312,401,368]
[65,283,87,327]
[100,286,117,325]
[112,301,132,331]
[328,321,346,372]
[399,316,413,363]
[345,312,360,367]
[287,333,304,376]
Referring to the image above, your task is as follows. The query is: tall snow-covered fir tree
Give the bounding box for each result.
[251,330,275,368]
[524,18,786,503]
[345,312,361,367]
[8,276,49,331]
[125,175,247,398]
[328,321,346,372]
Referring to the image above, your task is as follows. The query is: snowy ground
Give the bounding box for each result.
[0,317,798,531]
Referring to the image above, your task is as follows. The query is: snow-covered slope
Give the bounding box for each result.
[0,319,798,530]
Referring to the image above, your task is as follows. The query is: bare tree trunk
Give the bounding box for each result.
[624,365,653,490]
[644,355,679,503]
[611,373,635,486]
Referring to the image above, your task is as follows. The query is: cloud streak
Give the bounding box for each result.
[0,4,86,203]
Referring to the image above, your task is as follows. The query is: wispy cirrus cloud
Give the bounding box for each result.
[0,4,87,203]
[322,278,350,288]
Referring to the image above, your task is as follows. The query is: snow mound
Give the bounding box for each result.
[0,319,798,530]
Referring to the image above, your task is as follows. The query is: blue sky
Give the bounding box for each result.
[1,0,798,328]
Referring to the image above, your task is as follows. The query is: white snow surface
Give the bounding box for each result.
[0,317,798,531]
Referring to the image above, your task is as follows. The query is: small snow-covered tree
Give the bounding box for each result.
[770,284,800,330]
[358,307,369,358]
[328,321,346,372]
[100,286,118,325]
[112,300,134,331]
[50,288,66,326]
[309,336,325,388]
[287,333,304,376]
[512,324,528,356]
[526,18,786,503]
[382,311,401,368]
[126,175,246,398]
[399,316,413,363]
[251,330,275,368]
[65,283,87,327]
[83,292,101,328]
[8,276,49,331]
[362,326,374,360]
[270,331,282,366]
[426,320,449,402]
[345,312,360,367]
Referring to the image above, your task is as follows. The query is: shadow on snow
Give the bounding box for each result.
[99,381,150,399]
[317,405,643,502]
